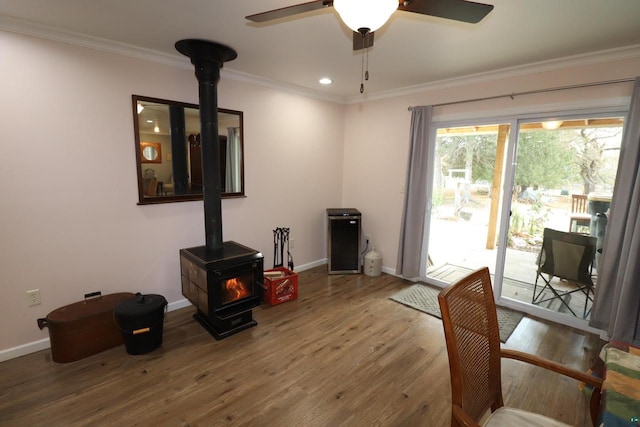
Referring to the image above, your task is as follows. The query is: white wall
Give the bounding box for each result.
[341,52,640,275]
[0,31,345,355]
[2,28,638,359]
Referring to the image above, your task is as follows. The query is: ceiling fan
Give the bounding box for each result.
[246,0,494,51]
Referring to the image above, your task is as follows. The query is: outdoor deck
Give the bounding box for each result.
[426,192,597,319]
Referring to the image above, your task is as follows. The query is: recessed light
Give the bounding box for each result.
[319,77,332,85]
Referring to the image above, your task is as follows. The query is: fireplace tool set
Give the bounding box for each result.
[273,227,294,271]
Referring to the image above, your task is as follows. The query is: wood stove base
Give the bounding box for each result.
[193,310,257,341]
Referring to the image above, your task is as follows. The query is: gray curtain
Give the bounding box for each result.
[396,106,433,278]
[590,77,640,346]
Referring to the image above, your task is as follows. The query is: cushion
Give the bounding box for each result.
[483,407,571,427]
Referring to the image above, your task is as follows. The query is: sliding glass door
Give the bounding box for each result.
[422,112,625,327]
[424,121,512,283]
[502,116,624,321]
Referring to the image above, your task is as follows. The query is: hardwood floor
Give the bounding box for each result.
[0,266,604,426]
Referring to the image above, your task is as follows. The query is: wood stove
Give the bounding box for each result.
[176,39,263,339]
[180,242,263,340]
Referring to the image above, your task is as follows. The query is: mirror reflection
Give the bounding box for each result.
[132,95,244,204]
[140,142,161,163]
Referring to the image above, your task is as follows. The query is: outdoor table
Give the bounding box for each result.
[597,343,640,426]
[588,192,613,202]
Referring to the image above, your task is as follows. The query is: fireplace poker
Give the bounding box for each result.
[287,234,294,271]
[273,228,283,268]
[280,228,288,270]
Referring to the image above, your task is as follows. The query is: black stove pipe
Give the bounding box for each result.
[176,39,237,253]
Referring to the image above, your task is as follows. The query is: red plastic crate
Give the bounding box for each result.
[262,267,298,306]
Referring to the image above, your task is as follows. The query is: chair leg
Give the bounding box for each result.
[582,287,594,319]
[532,273,579,317]
[532,273,551,304]
[547,285,578,317]
[532,271,544,303]
[532,272,555,304]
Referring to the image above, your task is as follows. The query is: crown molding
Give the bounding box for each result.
[350,44,640,104]
[0,15,189,68]
[2,15,637,106]
[0,15,347,104]
[220,68,346,104]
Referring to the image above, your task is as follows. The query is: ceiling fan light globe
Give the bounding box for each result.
[333,0,398,33]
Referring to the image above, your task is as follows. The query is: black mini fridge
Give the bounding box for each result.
[327,208,361,274]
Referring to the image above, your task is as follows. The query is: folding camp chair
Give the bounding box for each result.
[532,228,597,318]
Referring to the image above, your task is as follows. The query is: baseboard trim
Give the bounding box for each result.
[0,258,338,362]
[167,298,192,312]
[293,258,328,272]
[0,338,51,363]
[0,300,196,363]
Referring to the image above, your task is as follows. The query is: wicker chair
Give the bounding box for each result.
[437,267,602,427]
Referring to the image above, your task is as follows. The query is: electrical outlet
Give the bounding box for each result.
[290,239,295,249]
[27,289,41,306]
[365,234,371,243]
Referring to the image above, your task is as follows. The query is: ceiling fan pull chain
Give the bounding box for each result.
[360,43,365,93]
[364,40,369,81]
[365,34,370,81]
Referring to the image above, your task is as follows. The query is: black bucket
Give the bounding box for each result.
[114,293,167,355]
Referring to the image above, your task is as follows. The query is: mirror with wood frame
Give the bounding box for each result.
[132,95,245,204]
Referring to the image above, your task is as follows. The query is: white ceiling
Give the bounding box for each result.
[2,0,640,101]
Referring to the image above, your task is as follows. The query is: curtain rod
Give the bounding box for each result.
[407,77,636,111]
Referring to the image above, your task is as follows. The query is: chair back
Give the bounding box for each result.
[538,228,596,286]
[438,267,503,424]
[571,194,588,214]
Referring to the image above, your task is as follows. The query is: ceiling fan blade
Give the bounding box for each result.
[246,0,333,23]
[399,0,494,24]
[353,31,374,51]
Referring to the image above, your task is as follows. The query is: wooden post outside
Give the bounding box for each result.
[486,124,510,249]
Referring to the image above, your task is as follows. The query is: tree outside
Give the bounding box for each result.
[433,122,622,252]
[563,128,622,194]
